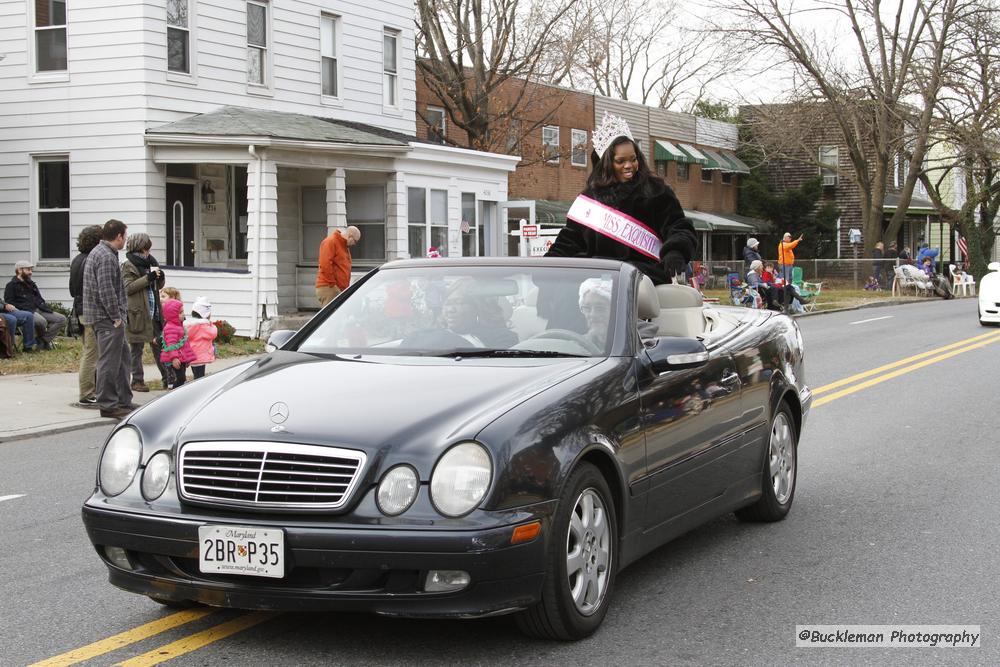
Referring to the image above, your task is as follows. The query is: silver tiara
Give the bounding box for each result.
[592,112,634,158]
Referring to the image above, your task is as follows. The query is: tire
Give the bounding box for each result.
[515,463,618,641]
[736,402,798,523]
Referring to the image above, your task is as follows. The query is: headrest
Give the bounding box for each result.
[656,283,704,309]
[637,275,661,320]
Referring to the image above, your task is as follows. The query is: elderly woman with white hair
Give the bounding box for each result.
[121,232,168,391]
[578,278,613,349]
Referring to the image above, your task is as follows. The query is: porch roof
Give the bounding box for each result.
[883,192,938,214]
[145,106,415,147]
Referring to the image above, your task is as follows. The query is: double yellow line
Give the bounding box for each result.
[811,329,1000,408]
[29,609,277,667]
[31,332,1000,665]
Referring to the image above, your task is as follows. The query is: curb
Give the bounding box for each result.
[794,294,970,318]
[0,418,113,444]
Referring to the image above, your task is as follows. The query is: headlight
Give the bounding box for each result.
[99,427,142,496]
[376,465,419,516]
[141,451,171,501]
[430,442,492,517]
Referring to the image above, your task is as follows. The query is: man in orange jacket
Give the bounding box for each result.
[777,232,803,286]
[315,226,361,307]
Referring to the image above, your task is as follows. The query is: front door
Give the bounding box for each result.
[165,182,196,266]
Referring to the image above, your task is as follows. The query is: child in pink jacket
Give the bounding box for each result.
[185,296,218,379]
[159,299,197,388]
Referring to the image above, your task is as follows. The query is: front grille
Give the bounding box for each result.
[178,441,366,510]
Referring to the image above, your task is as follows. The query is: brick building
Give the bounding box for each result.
[416,73,766,260]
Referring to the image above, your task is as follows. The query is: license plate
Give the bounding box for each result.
[198,525,285,579]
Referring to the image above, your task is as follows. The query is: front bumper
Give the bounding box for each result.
[81,501,553,618]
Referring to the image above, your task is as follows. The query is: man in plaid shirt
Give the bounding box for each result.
[83,219,134,419]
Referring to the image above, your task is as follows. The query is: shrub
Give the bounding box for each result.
[213,319,236,344]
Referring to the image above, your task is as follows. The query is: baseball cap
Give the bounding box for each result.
[14,260,34,271]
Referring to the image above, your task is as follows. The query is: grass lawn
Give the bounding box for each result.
[703,282,924,312]
[0,335,264,376]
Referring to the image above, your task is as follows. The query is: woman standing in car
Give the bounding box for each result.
[545,113,697,285]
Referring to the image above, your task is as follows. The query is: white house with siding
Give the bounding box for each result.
[0,0,518,336]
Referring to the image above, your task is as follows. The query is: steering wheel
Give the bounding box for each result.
[523,328,601,355]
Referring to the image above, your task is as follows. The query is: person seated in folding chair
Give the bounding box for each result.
[920,257,954,300]
[746,260,782,311]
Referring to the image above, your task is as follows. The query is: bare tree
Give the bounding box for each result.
[715,0,970,254]
[548,0,730,109]
[416,0,582,154]
[917,3,1000,277]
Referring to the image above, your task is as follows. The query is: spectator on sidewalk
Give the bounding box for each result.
[185,296,218,380]
[742,238,762,270]
[4,261,67,349]
[916,243,940,272]
[122,233,168,393]
[0,293,39,353]
[69,225,103,406]
[315,226,361,307]
[776,232,803,286]
[872,241,885,288]
[83,219,134,420]
[159,298,197,389]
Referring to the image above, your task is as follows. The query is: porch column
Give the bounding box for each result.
[247,153,278,334]
[326,168,346,233]
[386,171,408,260]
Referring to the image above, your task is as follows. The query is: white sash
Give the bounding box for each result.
[566,194,662,261]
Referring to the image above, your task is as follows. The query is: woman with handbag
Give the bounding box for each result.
[121,233,168,391]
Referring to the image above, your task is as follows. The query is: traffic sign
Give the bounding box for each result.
[522,224,538,238]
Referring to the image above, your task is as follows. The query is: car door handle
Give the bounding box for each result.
[720,370,741,387]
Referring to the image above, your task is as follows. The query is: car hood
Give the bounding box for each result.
[140,351,601,460]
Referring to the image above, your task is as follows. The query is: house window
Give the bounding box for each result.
[383,30,399,107]
[676,162,689,180]
[320,14,339,97]
[506,119,521,154]
[228,165,249,260]
[36,157,70,260]
[426,106,446,144]
[407,187,448,258]
[166,0,190,73]
[347,186,387,263]
[700,167,713,183]
[34,0,67,72]
[543,126,560,164]
[571,129,588,167]
[461,192,481,257]
[247,0,268,86]
[819,145,839,185]
[301,188,326,262]
[655,160,667,177]
[721,172,733,185]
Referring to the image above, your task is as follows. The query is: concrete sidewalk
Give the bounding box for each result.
[0,356,260,443]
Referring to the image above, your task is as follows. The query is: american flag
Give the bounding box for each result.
[957,235,969,262]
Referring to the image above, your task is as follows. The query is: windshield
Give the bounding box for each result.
[297,265,620,357]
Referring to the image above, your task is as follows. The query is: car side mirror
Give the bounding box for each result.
[265,329,296,353]
[644,336,709,373]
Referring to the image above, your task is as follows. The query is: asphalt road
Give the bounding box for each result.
[2,298,997,666]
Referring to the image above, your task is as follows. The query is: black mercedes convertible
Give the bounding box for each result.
[82,257,810,640]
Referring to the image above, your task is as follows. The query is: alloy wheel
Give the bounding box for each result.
[769,412,795,504]
[565,488,611,616]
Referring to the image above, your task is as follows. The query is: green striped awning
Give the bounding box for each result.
[719,150,751,174]
[676,143,708,166]
[654,140,690,163]
[699,147,728,171]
